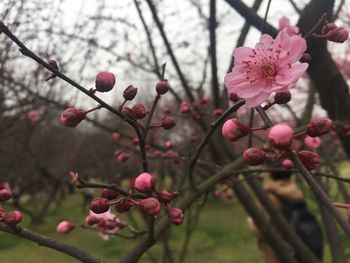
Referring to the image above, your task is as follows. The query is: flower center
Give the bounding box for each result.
[260,63,276,80]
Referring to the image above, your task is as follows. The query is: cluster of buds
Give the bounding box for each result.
[88,172,183,225]
[242,118,334,171]
[313,22,349,43]
[0,183,22,226]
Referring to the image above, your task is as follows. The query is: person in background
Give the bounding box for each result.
[246,161,323,263]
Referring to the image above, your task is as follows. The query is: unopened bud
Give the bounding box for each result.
[0,186,12,202]
[115,198,135,213]
[123,85,138,100]
[59,108,86,127]
[168,207,184,225]
[111,132,120,143]
[95,71,116,92]
[274,91,291,104]
[321,23,338,34]
[56,221,75,234]
[132,103,148,119]
[85,215,100,225]
[306,117,333,137]
[326,27,349,43]
[3,210,22,226]
[157,190,180,204]
[243,148,266,166]
[298,151,320,170]
[121,107,135,119]
[139,197,160,216]
[300,53,311,63]
[161,116,176,129]
[222,118,250,142]
[179,102,191,113]
[229,92,240,102]
[134,172,155,193]
[268,124,293,149]
[90,198,110,214]
[282,159,294,169]
[156,80,169,95]
[212,109,224,116]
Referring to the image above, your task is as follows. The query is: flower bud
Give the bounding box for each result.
[85,215,100,225]
[95,71,116,92]
[222,118,250,142]
[306,117,333,137]
[225,188,234,200]
[156,80,169,95]
[298,151,320,170]
[274,91,291,104]
[179,102,191,113]
[157,190,180,204]
[0,186,12,202]
[101,189,119,200]
[59,108,86,127]
[115,198,135,213]
[321,23,338,34]
[243,148,266,166]
[164,141,173,149]
[282,159,294,169]
[27,110,40,122]
[304,136,321,149]
[229,92,240,102]
[48,60,59,71]
[268,124,293,149]
[121,107,135,119]
[134,173,155,193]
[139,197,160,216]
[116,152,129,162]
[56,221,75,234]
[326,27,349,43]
[90,198,110,214]
[300,53,311,63]
[161,116,176,129]
[212,109,224,116]
[111,132,120,143]
[123,85,138,100]
[168,207,184,225]
[3,210,22,226]
[132,103,148,119]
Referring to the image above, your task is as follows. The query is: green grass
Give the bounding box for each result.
[0,195,259,263]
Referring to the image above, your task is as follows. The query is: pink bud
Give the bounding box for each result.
[111,132,120,142]
[95,71,116,92]
[121,107,135,119]
[101,189,119,200]
[200,96,209,105]
[59,108,86,127]
[115,198,135,213]
[161,116,176,129]
[304,136,321,149]
[243,148,266,166]
[27,110,40,122]
[306,118,333,137]
[134,173,155,193]
[164,141,173,149]
[56,221,75,234]
[298,151,320,170]
[85,215,100,225]
[123,85,138,100]
[90,198,110,214]
[168,207,184,225]
[179,102,191,113]
[229,92,240,102]
[326,27,349,43]
[212,109,224,116]
[268,124,293,149]
[156,80,169,95]
[48,60,59,70]
[321,23,338,34]
[282,159,294,169]
[274,91,291,104]
[222,118,250,142]
[116,153,129,163]
[157,190,180,204]
[139,197,160,216]
[132,103,148,119]
[214,190,221,198]
[3,210,22,226]
[0,186,12,202]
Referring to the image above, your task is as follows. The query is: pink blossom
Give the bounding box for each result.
[224,29,308,107]
[27,110,40,122]
[278,17,299,36]
[56,221,75,234]
[268,124,293,149]
[88,210,122,240]
[304,136,321,149]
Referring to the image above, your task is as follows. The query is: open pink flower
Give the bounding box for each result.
[224,29,308,107]
[88,210,123,240]
[278,17,299,36]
